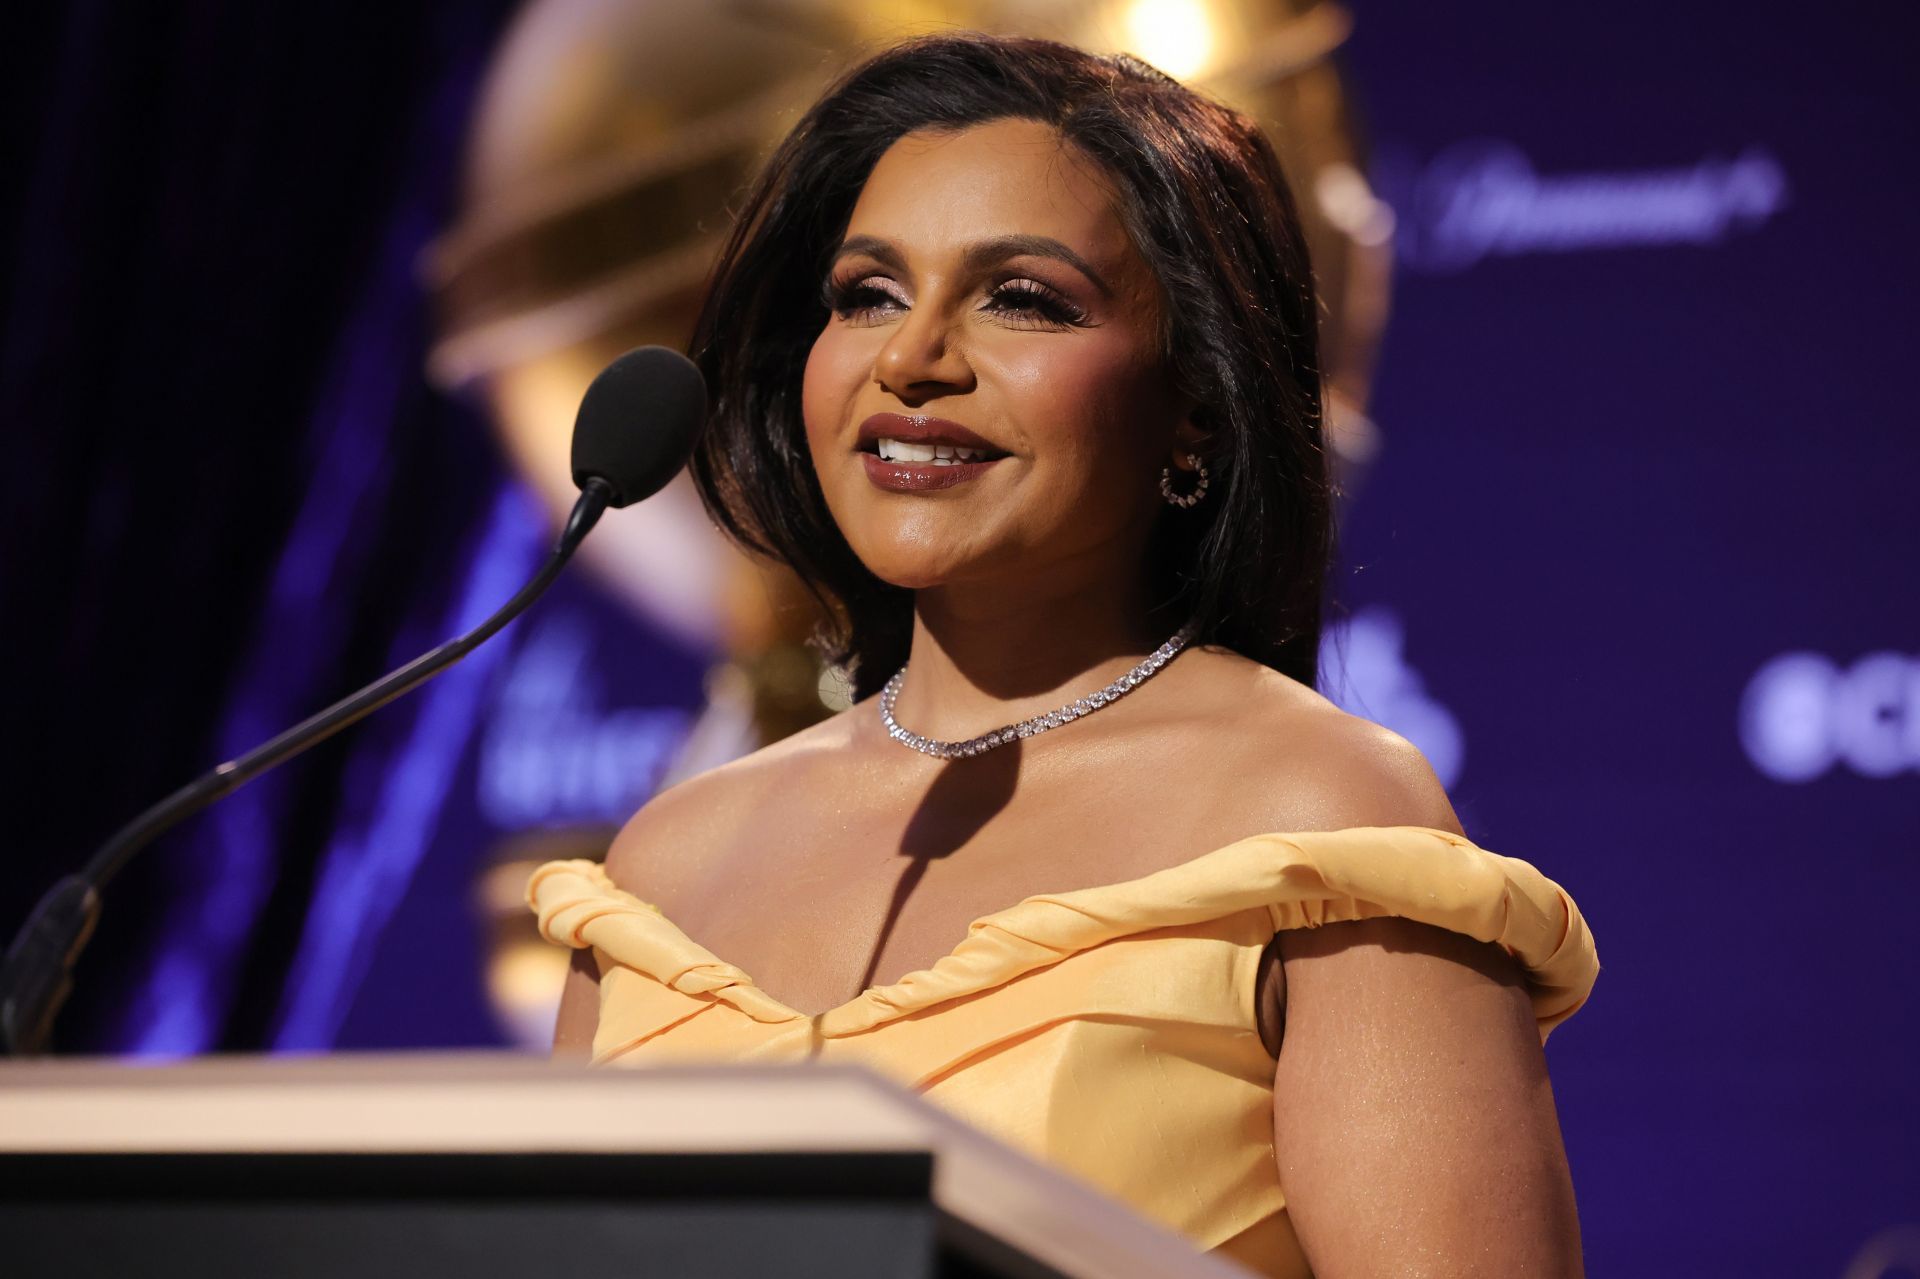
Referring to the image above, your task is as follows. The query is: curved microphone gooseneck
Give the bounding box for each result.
[0,346,708,1057]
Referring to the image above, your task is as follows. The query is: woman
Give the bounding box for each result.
[533,32,1598,1278]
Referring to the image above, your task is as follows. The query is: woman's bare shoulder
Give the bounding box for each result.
[1175,644,1465,838]
[601,703,866,899]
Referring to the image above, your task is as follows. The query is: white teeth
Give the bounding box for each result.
[877,438,934,462]
[875,437,997,464]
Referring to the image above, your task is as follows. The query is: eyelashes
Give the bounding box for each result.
[821,273,1092,330]
[986,279,1092,328]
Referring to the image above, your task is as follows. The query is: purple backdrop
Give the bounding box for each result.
[1335,6,1920,1273]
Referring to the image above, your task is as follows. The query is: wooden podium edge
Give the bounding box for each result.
[0,1051,1254,1279]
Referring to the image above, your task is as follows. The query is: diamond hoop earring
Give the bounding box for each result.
[1159,452,1210,508]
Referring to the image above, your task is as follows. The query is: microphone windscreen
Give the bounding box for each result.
[570,346,709,508]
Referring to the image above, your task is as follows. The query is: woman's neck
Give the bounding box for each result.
[888,561,1176,741]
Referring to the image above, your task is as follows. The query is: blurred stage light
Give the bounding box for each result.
[1121,0,1218,80]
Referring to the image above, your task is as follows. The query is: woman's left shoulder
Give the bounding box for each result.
[1172,644,1466,838]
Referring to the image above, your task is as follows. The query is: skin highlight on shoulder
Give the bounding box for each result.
[598,698,888,909]
[1130,642,1466,842]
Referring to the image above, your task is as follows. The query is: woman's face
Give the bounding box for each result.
[802,117,1189,594]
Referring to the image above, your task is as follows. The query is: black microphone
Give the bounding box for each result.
[0,345,707,1057]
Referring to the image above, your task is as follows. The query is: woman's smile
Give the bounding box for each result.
[860,450,1009,492]
[856,410,1013,492]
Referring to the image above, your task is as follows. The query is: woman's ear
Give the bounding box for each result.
[1171,408,1214,469]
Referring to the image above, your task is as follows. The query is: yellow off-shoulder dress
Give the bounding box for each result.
[527,825,1599,1278]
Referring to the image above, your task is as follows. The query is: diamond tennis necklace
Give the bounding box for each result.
[879,620,1200,759]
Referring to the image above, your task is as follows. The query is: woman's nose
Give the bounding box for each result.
[874,303,974,401]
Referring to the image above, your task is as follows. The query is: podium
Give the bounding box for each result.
[0,1053,1251,1278]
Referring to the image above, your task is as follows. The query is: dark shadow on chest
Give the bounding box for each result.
[855,741,1025,992]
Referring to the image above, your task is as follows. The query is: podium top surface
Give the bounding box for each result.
[0,1051,1253,1279]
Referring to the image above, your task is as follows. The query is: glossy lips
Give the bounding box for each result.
[861,451,1005,491]
[857,412,1009,493]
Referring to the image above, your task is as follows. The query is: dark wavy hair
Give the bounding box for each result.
[687,31,1330,701]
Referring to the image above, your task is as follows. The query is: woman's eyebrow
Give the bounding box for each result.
[831,233,1114,297]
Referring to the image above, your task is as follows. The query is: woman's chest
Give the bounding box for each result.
[657,776,1231,1019]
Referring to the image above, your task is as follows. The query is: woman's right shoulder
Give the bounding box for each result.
[601,703,865,898]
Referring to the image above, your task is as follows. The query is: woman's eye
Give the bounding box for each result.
[982,280,1088,328]
[824,277,905,322]
[821,274,1088,329]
